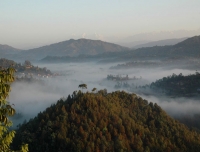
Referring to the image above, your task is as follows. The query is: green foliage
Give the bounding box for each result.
[0,67,28,152]
[12,90,200,152]
[150,72,200,97]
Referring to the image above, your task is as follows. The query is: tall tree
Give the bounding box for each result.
[0,67,28,152]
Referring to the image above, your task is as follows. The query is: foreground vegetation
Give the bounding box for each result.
[0,67,28,151]
[12,90,200,152]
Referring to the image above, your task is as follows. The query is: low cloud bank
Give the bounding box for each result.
[8,62,198,126]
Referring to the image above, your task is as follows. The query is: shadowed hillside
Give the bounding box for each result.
[99,35,200,63]
[17,39,129,60]
[0,44,21,59]
[149,72,200,97]
[133,37,187,48]
[174,35,200,48]
[12,90,200,152]
[40,35,200,64]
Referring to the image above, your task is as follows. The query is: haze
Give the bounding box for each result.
[1,0,200,132]
[1,0,200,49]
[8,62,199,126]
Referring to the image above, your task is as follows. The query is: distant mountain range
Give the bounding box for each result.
[0,35,200,62]
[117,29,200,44]
[118,37,188,48]
[110,35,200,62]
[41,35,200,63]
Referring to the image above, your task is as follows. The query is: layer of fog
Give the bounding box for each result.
[139,94,200,117]
[8,62,199,126]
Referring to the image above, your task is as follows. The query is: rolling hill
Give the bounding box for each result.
[39,35,200,63]
[17,39,129,60]
[2,35,200,62]
[12,90,200,152]
[0,44,21,57]
[133,37,187,48]
[102,35,200,62]
[0,44,22,62]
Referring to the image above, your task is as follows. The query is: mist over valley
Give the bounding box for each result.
[7,58,200,130]
[1,1,200,150]
[1,36,200,152]
[1,36,200,131]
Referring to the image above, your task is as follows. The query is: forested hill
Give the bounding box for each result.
[150,72,200,97]
[12,90,200,152]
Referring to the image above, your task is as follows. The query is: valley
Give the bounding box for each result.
[1,1,200,151]
[1,36,200,151]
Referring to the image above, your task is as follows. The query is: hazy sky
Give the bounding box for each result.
[1,0,200,49]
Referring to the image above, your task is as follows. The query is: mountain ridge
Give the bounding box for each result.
[17,38,129,60]
[174,35,200,47]
[1,35,200,62]
[133,37,187,48]
[115,35,200,61]
[0,44,21,53]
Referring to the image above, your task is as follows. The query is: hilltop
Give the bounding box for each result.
[1,35,200,63]
[0,44,21,58]
[12,90,200,152]
[16,39,128,60]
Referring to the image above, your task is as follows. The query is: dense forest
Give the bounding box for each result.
[113,72,200,98]
[175,114,200,133]
[149,72,200,97]
[12,90,200,152]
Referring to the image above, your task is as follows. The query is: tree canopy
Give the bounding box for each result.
[0,67,28,152]
[12,90,200,152]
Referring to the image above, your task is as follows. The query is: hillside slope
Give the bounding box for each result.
[12,90,200,152]
[39,35,200,63]
[174,35,200,48]
[105,35,200,62]
[0,44,21,58]
[18,39,129,60]
[149,72,200,97]
[134,37,187,48]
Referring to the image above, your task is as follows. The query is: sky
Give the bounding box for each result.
[1,0,200,49]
